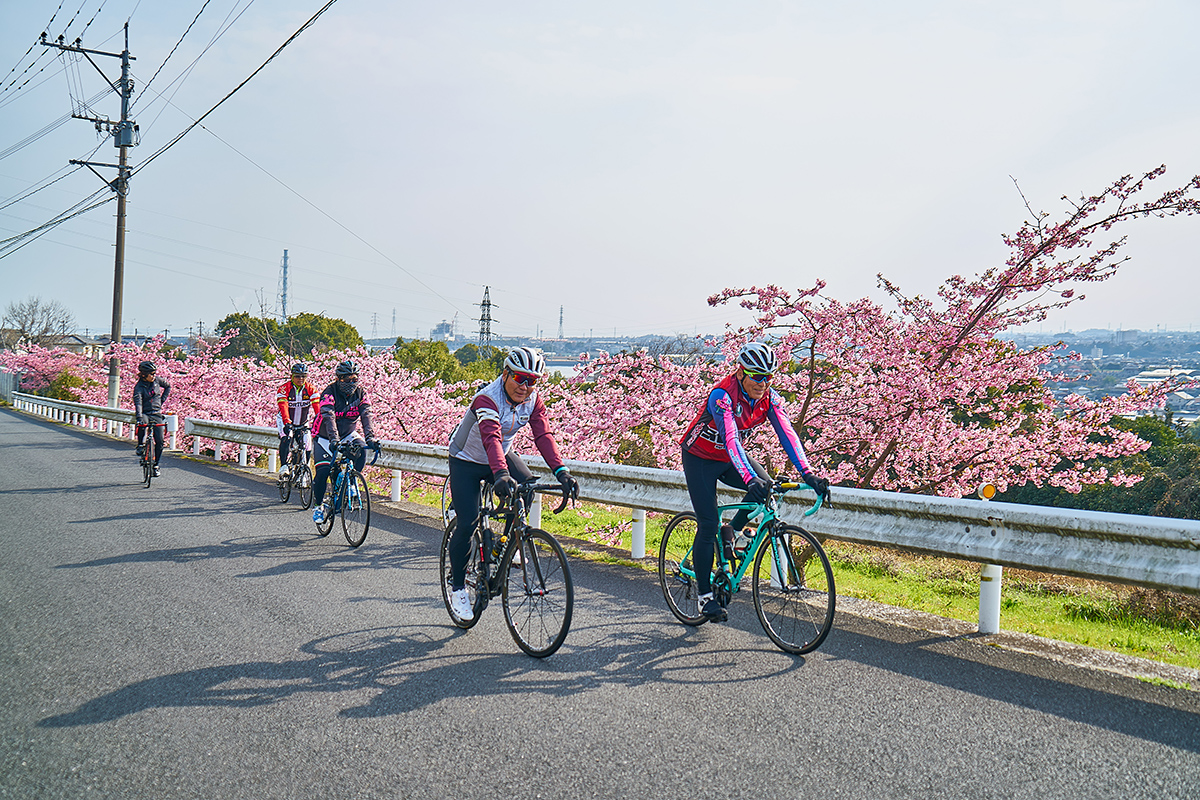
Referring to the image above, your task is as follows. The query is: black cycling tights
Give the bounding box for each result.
[137,423,165,464]
[681,448,768,595]
[447,453,533,590]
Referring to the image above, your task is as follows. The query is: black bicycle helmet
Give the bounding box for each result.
[138,360,156,374]
[736,342,777,374]
[503,346,545,375]
[335,360,359,378]
[291,362,308,376]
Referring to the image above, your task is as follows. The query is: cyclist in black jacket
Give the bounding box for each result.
[312,360,379,524]
[133,360,171,476]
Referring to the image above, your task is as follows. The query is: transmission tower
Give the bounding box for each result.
[371,313,379,339]
[477,286,495,348]
[558,305,564,339]
[277,250,290,322]
[391,309,396,338]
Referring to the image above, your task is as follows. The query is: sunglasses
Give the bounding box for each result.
[744,370,773,383]
[510,371,539,387]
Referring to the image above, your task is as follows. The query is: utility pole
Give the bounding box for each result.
[42,24,137,409]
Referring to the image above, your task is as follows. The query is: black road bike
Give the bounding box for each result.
[135,421,164,488]
[314,438,380,547]
[440,479,575,658]
[276,424,314,509]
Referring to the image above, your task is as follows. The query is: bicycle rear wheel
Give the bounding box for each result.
[342,471,371,547]
[143,456,153,488]
[502,528,573,658]
[439,516,485,629]
[315,470,336,537]
[440,474,452,526]
[658,512,706,626]
[297,464,313,509]
[752,524,835,654]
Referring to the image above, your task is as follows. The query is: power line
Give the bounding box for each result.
[137,0,212,102]
[132,0,340,176]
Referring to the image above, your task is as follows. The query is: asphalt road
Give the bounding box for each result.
[1,407,1198,799]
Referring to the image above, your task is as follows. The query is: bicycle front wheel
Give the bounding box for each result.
[658,512,706,626]
[752,524,835,654]
[297,464,313,509]
[502,528,573,658]
[277,465,291,503]
[439,516,485,629]
[143,456,153,488]
[342,471,371,547]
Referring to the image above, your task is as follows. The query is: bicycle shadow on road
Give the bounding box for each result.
[36,618,789,730]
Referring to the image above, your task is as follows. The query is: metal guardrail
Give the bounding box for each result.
[179,418,1200,597]
[15,406,1200,624]
[15,391,179,445]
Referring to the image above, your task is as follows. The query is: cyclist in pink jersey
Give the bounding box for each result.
[679,342,831,622]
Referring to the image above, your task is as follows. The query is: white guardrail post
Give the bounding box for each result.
[977,483,1003,635]
[631,508,647,559]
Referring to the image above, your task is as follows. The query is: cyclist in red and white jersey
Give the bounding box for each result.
[680,342,831,622]
[275,362,319,473]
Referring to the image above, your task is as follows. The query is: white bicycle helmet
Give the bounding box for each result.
[736,342,777,374]
[504,346,546,376]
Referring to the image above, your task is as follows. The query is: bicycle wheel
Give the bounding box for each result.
[315,470,336,537]
[277,464,291,503]
[502,528,573,658]
[342,471,371,547]
[143,455,153,488]
[752,524,835,654]
[439,516,485,629]
[297,464,314,509]
[658,512,707,626]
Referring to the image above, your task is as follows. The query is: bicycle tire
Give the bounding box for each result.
[143,456,152,488]
[315,469,337,537]
[439,516,485,629]
[752,524,835,654]
[502,528,573,658]
[658,512,707,626]
[342,471,371,547]
[297,464,313,509]
[277,465,291,503]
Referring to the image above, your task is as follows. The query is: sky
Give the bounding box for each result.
[1,0,1198,344]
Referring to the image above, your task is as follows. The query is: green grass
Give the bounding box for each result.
[396,486,1200,673]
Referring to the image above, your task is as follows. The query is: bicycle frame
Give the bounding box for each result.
[675,483,823,596]
[478,482,566,598]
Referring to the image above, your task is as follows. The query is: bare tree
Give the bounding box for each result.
[1,296,75,349]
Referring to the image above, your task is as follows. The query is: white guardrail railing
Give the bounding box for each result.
[14,395,1200,634]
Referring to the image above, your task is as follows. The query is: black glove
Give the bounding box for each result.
[366,438,380,451]
[555,468,579,501]
[138,414,149,426]
[493,470,518,499]
[746,476,772,504]
[803,473,832,504]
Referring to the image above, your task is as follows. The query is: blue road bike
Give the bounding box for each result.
[658,480,834,654]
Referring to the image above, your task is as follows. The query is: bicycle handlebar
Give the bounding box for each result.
[496,481,575,516]
[773,479,825,517]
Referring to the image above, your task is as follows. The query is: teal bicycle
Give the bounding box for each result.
[658,480,834,654]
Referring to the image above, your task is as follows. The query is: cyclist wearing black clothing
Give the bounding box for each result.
[311,360,379,524]
[680,342,831,622]
[444,347,579,621]
[133,361,171,477]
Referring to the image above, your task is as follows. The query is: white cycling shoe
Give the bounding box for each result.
[448,588,474,621]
